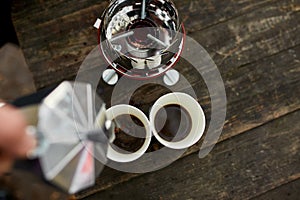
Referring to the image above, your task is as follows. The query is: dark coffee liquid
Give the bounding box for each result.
[154,104,192,142]
[112,114,146,153]
[127,19,157,48]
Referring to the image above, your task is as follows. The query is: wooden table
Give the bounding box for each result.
[5,0,300,199]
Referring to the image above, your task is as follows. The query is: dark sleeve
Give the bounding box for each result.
[12,86,57,107]
[0,0,19,48]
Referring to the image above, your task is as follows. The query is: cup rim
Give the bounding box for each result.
[105,104,152,162]
[149,92,205,149]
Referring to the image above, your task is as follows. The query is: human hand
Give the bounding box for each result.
[0,103,36,176]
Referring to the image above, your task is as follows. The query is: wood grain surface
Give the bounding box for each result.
[85,110,300,200]
[2,0,299,199]
[254,179,300,200]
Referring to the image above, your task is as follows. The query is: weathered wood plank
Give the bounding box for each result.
[195,0,300,69]
[83,110,300,200]
[12,0,275,39]
[12,0,108,26]
[74,43,300,199]
[11,0,282,88]
[6,0,300,198]
[0,169,70,200]
[176,0,276,33]
[252,178,300,200]
[64,1,300,197]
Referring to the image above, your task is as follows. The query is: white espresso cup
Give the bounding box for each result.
[149,92,205,149]
[106,104,152,162]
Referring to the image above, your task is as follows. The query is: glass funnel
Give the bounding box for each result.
[99,0,185,79]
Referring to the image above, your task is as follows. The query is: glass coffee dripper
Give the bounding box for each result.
[98,0,185,83]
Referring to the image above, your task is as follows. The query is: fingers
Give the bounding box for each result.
[11,129,37,158]
[0,104,36,158]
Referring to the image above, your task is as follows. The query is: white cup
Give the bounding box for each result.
[149,92,205,149]
[106,104,152,162]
